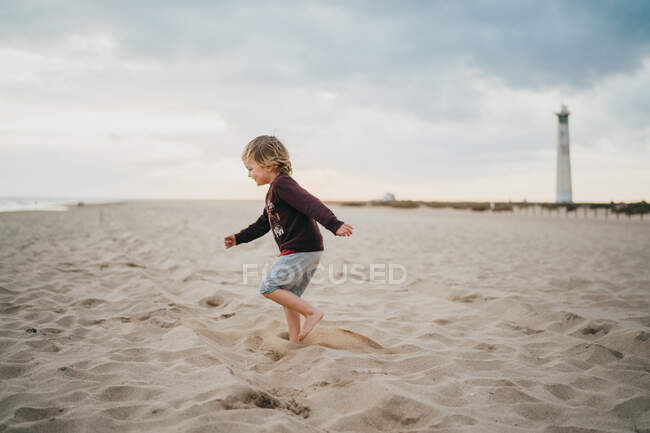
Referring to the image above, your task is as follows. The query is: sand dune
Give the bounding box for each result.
[1,201,648,432]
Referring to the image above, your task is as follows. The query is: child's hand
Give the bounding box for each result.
[224,235,236,248]
[335,224,354,237]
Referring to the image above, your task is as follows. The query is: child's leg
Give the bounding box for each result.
[263,289,324,341]
[282,306,301,343]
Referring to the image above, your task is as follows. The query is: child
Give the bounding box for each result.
[224,135,353,343]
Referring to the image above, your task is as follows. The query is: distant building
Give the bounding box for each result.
[555,104,573,203]
[380,193,396,202]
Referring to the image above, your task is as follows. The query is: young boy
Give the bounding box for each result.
[224,135,353,343]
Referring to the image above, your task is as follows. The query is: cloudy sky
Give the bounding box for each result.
[1,1,649,202]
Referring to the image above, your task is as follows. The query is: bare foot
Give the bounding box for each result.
[298,309,324,342]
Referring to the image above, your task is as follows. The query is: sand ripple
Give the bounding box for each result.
[1,202,648,432]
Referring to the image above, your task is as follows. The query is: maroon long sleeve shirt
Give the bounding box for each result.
[234,173,344,253]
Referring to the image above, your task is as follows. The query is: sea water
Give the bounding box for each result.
[0,197,112,213]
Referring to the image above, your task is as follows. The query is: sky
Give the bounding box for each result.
[1,0,649,202]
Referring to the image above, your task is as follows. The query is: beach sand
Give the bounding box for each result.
[1,200,648,433]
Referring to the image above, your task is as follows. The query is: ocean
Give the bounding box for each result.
[0,197,116,213]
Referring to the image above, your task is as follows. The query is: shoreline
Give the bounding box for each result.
[2,198,647,221]
[0,200,128,214]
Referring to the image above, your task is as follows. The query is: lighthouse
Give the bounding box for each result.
[555,104,573,203]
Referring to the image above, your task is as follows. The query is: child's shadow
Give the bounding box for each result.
[278,328,386,353]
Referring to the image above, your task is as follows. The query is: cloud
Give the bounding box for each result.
[0,1,648,201]
[4,1,649,86]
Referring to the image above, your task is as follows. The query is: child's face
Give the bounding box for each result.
[243,157,277,186]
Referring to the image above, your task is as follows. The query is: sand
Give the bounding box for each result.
[1,200,648,433]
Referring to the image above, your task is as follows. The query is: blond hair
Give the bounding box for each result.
[242,135,293,175]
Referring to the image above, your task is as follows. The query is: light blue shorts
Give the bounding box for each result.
[260,251,322,297]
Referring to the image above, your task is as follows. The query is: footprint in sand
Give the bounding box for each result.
[449,293,496,303]
[575,322,613,338]
[199,294,224,308]
[278,328,385,352]
[219,387,311,418]
[13,407,64,422]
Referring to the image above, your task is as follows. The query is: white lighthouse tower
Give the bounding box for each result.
[555,104,573,203]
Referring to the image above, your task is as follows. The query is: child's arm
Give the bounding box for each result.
[276,176,350,235]
[224,209,270,248]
